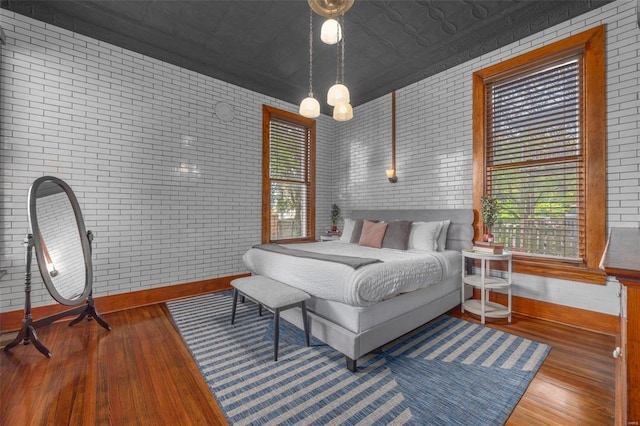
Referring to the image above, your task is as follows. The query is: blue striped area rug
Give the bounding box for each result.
[167,291,550,425]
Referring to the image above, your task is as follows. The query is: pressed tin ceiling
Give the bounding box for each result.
[1,1,613,115]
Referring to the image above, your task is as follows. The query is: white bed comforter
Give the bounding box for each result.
[242,241,461,307]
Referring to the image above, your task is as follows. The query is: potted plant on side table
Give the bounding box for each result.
[480,196,499,242]
[331,204,342,232]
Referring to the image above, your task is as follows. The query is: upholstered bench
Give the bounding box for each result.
[230,275,311,361]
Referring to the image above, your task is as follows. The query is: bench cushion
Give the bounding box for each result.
[231,275,310,309]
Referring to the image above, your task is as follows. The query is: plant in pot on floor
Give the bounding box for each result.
[480,196,499,242]
[331,204,342,232]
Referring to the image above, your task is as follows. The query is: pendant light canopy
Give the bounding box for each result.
[307,0,354,18]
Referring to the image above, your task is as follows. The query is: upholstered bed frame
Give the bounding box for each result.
[280,208,475,371]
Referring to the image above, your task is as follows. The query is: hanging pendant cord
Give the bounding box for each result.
[335,16,340,84]
[340,14,345,85]
[308,9,314,96]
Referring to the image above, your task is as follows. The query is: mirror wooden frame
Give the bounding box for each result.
[4,176,110,358]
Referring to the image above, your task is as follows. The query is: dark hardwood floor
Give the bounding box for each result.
[1,301,615,425]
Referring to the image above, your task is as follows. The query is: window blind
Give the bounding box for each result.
[269,118,311,240]
[486,58,584,260]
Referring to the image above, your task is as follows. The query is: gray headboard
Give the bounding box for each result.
[350,209,474,251]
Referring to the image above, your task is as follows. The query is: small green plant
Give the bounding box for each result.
[480,196,499,232]
[331,204,342,226]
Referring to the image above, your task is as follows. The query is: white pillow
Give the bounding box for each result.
[408,221,443,251]
[340,218,355,242]
[437,220,451,251]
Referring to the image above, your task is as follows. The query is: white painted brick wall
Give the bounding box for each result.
[333,0,639,315]
[0,11,334,312]
[1,0,637,316]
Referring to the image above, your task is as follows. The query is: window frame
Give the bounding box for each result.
[472,25,606,284]
[262,105,316,244]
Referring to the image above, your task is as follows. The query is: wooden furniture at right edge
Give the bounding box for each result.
[600,227,640,426]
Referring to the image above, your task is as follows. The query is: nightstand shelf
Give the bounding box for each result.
[461,250,512,324]
[463,299,511,319]
[462,274,509,289]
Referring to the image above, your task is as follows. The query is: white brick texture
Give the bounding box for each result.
[1,0,638,315]
[332,0,639,315]
[0,11,334,311]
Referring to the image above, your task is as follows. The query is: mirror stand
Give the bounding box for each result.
[4,232,111,358]
[4,234,52,357]
[66,230,111,331]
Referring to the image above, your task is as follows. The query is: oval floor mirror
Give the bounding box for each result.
[4,176,111,357]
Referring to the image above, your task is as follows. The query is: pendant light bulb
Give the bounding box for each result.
[299,96,321,118]
[327,84,350,106]
[333,102,353,121]
[321,19,342,45]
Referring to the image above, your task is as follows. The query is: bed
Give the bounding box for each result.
[242,209,475,371]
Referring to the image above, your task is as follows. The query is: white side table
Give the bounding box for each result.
[320,235,341,242]
[461,250,512,324]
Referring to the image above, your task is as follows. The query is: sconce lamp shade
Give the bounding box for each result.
[327,84,350,106]
[299,96,321,118]
[333,102,353,121]
[321,19,342,44]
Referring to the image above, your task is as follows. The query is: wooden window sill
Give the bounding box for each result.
[476,256,607,284]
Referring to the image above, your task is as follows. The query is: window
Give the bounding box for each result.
[473,26,606,284]
[262,105,316,243]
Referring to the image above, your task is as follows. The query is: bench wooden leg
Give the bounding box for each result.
[301,302,310,347]
[274,308,280,361]
[231,289,238,325]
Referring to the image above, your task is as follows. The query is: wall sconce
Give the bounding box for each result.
[387,91,398,183]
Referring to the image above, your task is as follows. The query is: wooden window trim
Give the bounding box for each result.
[262,105,316,244]
[472,25,606,284]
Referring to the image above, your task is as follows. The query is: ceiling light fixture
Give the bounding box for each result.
[311,0,352,45]
[333,101,353,121]
[329,14,353,120]
[299,9,321,118]
[308,0,354,121]
[308,0,354,18]
[320,18,341,45]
